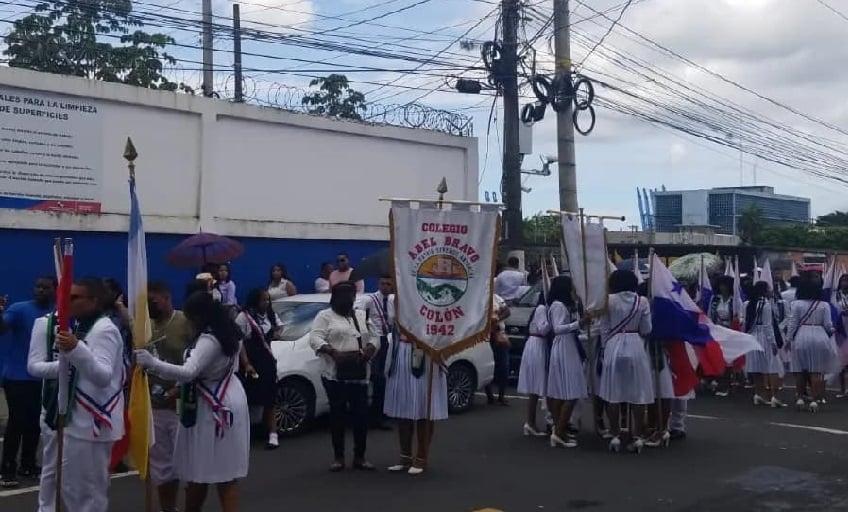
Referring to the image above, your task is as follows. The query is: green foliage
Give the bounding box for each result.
[737,205,765,245]
[758,225,848,251]
[4,0,192,92]
[302,74,367,120]
[523,213,561,243]
[816,210,848,227]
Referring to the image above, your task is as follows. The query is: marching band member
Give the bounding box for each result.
[545,276,590,449]
[146,280,192,512]
[28,278,125,512]
[362,273,395,430]
[787,273,836,412]
[383,298,448,475]
[741,282,786,408]
[135,291,249,512]
[517,294,550,436]
[597,270,654,454]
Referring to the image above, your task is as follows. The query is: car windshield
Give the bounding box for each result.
[518,283,542,307]
[272,301,330,341]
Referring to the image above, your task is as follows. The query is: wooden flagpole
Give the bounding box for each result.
[52,239,64,512]
[648,247,664,444]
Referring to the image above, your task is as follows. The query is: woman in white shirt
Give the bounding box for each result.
[309,281,379,471]
[267,263,297,301]
[517,294,550,436]
[236,288,283,449]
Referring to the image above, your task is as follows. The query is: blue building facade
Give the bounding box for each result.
[652,186,810,235]
[0,229,386,307]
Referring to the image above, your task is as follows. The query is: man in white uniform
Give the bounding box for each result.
[361,274,395,429]
[27,277,125,512]
[495,257,527,306]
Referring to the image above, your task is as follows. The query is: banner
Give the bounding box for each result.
[561,214,609,312]
[0,86,102,212]
[391,201,500,358]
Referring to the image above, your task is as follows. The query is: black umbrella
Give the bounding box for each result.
[350,247,392,282]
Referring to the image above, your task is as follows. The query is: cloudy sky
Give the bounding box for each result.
[6,0,848,231]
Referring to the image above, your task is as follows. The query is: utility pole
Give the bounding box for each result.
[232,4,244,103]
[501,0,524,248]
[554,0,578,211]
[201,0,214,97]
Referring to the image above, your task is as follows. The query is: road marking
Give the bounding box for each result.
[768,422,848,436]
[0,471,138,498]
[688,414,722,420]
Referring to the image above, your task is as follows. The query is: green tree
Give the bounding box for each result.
[4,0,191,92]
[816,210,848,227]
[302,74,367,120]
[523,213,561,243]
[737,205,765,245]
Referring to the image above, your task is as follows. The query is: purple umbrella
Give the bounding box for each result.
[166,232,245,269]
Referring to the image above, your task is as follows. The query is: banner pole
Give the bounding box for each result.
[647,248,662,443]
[576,208,597,436]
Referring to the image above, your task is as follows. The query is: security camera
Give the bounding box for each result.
[543,155,558,164]
[521,186,532,193]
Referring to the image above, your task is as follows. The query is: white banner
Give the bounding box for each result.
[391,202,499,356]
[561,215,609,312]
[0,86,102,213]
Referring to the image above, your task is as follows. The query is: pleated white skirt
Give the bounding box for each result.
[384,341,448,421]
[517,336,548,396]
[744,325,783,375]
[546,334,588,401]
[791,325,840,374]
[598,333,655,405]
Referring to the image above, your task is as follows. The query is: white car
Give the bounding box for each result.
[268,294,495,436]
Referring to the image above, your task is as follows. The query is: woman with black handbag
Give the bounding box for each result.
[309,281,379,472]
[236,288,282,449]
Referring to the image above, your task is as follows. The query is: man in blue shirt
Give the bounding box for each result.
[0,276,57,488]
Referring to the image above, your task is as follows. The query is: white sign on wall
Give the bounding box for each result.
[0,86,102,213]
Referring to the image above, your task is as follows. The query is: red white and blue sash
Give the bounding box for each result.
[75,381,124,437]
[197,360,236,439]
[369,294,390,336]
[608,297,641,339]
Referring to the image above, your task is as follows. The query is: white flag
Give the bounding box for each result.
[560,214,609,312]
[391,202,500,358]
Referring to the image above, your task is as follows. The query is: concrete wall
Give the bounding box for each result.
[0,68,477,305]
[0,67,478,240]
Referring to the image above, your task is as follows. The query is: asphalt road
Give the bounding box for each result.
[3,389,848,512]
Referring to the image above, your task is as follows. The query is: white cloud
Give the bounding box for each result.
[223,0,315,33]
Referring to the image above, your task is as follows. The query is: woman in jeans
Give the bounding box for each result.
[309,281,379,471]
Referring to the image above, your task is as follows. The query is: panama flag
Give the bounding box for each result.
[650,254,761,395]
[124,149,155,480]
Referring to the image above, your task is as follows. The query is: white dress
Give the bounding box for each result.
[546,301,588,401]
[267,280,291,301]
[598,292,655,405]
[383,335,448,421]
[787,300,838,374]
[517,305,550,396]
[143,334,250,483]
[741,300,783,375]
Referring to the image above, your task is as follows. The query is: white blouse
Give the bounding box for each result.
[267,280,291,301]
[308,308,378,381]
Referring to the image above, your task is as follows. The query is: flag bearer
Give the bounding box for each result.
[28,277,126,512]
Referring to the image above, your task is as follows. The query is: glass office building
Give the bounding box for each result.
[652,186,810,235]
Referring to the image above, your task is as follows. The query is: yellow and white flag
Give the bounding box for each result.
[127,171,154,480]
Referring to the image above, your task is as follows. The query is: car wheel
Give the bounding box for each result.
[447,362,477,414]
[274,378,315,437]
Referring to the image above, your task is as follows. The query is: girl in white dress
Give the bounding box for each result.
[708,276,736,397]
[833,275,848,397]
[741,282,786,408]
[597,270,653,454]
[546,276,590,449]
[383,317,448,475]
[135,291,249,512]
[787,273,836,411]
[267,263,297,301]
[517,294,551,436]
